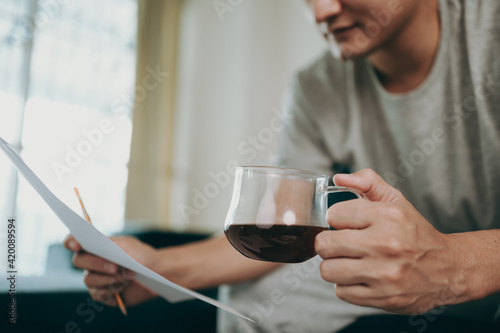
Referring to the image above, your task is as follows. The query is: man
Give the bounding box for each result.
[64,0,500,332]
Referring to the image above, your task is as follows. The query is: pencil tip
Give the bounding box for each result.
[120,306,128,316]
[116,294,128,316]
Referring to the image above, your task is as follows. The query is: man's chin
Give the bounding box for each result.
[329,47,369,61]
[340,48,370,60]
[327,38,371,61]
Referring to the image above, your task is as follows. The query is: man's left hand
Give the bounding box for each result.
[315,169,465,314]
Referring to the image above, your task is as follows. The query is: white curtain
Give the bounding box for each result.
[169,0,326,232]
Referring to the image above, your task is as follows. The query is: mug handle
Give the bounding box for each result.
[325,186,366,199]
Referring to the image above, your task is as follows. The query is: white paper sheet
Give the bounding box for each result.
[0,136,252,322]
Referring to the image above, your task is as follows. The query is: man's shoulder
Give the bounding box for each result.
[293,50,352,99]
[448,0,500,30]
[445,0,500,13]
[445,0,500,75]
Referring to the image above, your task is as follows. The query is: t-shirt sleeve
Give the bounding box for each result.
[271,73,333,175]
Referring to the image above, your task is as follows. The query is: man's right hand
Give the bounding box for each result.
[64,233,282,308]
[63,234,158,307]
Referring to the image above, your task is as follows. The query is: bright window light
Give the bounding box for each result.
[0,0,137,276]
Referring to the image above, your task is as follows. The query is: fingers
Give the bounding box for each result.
[335,284,377,306]
[65,235,137,276]
[63,234,81,252]
[83,269,135,289]
[326,199,376,230]
[64,234,141,308]
[85,269,136,307]
[335,284,413,312]
[319,258,376,285]
[315,229,369,258]
[72,251,118,274]
[89,287,119,306]
[327,199,408,231]
[333,168,405,203]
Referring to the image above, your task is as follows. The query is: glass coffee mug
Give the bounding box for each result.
[224,166,363,263]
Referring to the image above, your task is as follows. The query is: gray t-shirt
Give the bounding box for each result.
[219,0,500,331]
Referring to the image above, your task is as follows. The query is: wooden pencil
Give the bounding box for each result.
[74,187,128,316]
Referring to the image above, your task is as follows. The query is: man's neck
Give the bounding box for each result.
[368,1,441,94]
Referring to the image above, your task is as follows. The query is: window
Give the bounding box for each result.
[0,0,137,275]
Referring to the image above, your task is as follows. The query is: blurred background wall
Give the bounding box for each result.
[168,0,325,232]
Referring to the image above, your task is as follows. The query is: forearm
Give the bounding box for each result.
[446,229,500,303]
[155,235,281,290]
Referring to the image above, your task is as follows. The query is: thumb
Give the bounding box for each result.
[333,168,406,203]
[63,234,81,252]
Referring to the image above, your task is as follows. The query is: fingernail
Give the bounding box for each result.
[124,270,135,279]
[68,240,77,251]
[334,173,352,179]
